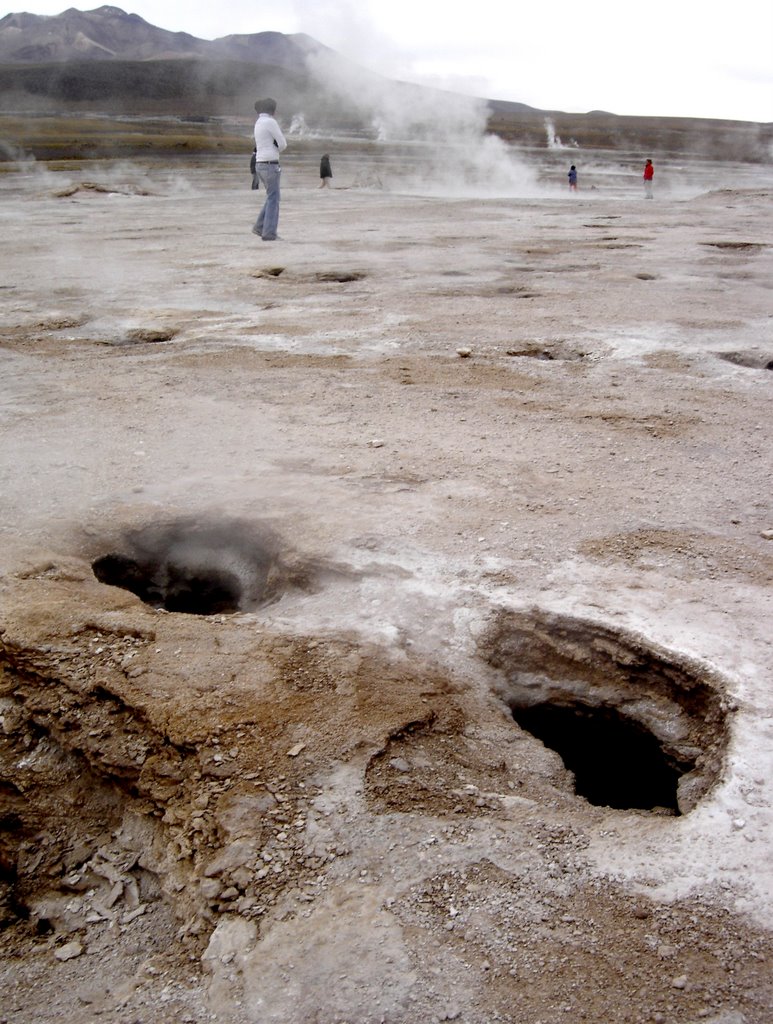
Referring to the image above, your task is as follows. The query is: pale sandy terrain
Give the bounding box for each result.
[1,149,772,1024]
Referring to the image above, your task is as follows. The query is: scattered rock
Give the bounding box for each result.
[200,878,222,900]
[76,984,110,1005]
[54,941,83,961]
[201,916,258,970]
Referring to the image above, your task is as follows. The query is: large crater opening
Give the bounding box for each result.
[483,610,732,815]
[91,517,291,616]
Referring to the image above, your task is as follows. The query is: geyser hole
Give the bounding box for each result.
[483,610,731,815]
[90,517,286,616]
[511,701,686,813]
[93,555,243,615]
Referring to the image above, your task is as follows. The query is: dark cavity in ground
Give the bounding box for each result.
[511,700,686,812]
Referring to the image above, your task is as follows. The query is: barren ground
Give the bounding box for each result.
[1,148,772,1024]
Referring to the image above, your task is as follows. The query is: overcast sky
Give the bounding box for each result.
[9,1,773,122]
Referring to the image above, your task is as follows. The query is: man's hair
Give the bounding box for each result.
[254,98,277,115]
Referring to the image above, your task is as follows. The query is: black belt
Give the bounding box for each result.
[257,160,279,165]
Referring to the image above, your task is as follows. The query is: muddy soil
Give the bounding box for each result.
[1,150,772,1024]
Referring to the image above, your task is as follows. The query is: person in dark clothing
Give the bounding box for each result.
[568,165,578,190]
[319,154,333,188]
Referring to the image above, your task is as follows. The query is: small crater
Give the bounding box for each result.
[701,241,767,252]
[494,285,539,297]
[91,516,304,615]
[506,344,587,362]
[716,351,773,371]
[314,271,366,283]
[99,327,177,347]
[125,327,177,344]
[507,347,554,360]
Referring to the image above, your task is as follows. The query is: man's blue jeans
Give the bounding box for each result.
[254,163,281,240]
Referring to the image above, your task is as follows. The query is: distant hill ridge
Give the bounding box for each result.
[0,5,324,66]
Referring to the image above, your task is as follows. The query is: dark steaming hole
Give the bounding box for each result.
[164,567,243,615]
[90,519,284,615]
[93,554,243,615]
[511,701,687,813]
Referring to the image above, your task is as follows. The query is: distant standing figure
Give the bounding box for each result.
[568,164,578,190]
[251,98,287,241]
[643,158,654,199]
[319,154,333,188]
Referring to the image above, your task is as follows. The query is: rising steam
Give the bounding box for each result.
[299,45,539,197]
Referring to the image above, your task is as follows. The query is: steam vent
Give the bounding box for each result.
[90,517,287,615]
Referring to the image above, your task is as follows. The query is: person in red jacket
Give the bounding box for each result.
[643,158,654,199]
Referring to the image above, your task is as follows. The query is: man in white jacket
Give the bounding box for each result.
[251,98,287,241]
